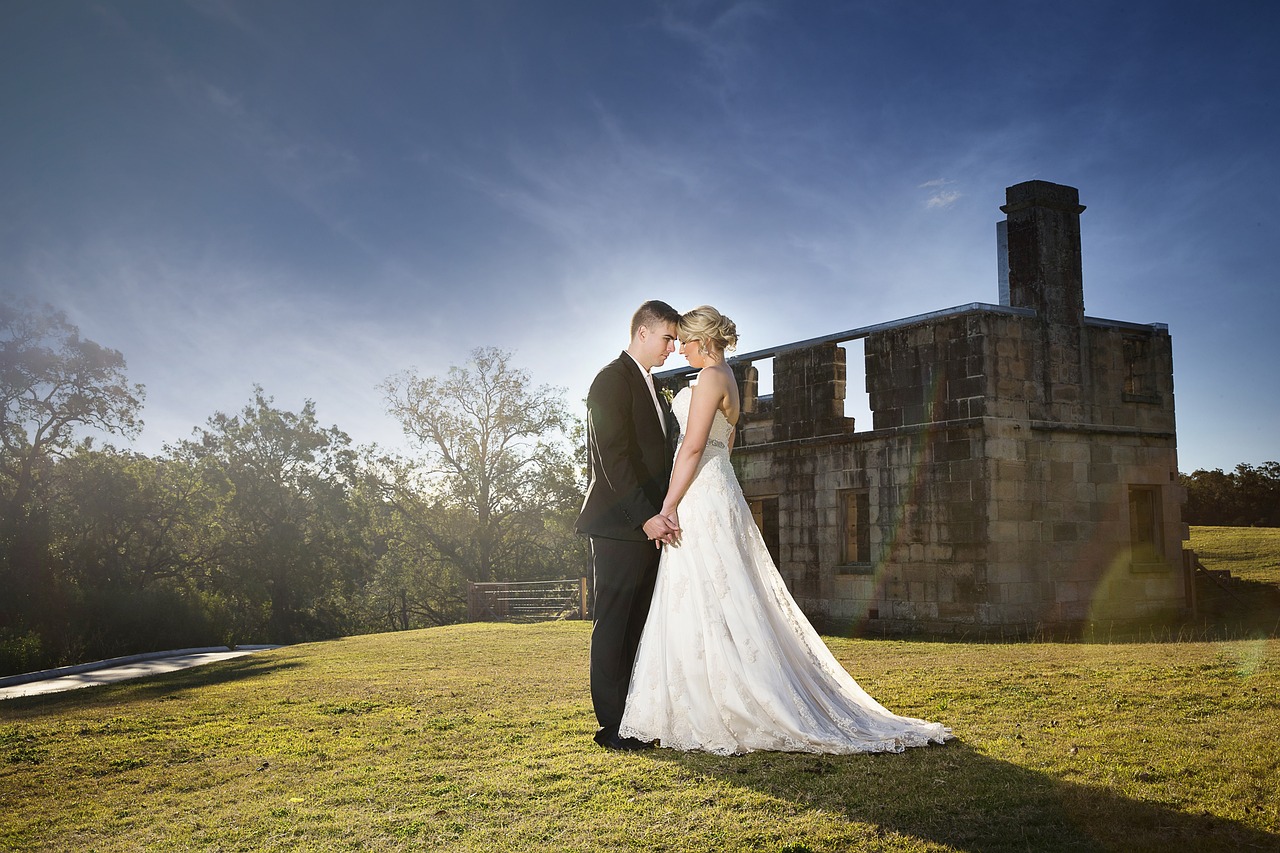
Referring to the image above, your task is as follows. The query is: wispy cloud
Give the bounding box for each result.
[656,0,777,119]
[467,102,715,252]
[926,190,960,209]
[658,1,774,80]
[183,0,268,42]
[919,178,960,209]
[192,79,363,195]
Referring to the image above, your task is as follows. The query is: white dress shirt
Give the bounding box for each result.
[626,352,667,437]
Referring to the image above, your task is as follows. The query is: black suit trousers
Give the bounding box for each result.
[589,535,660,733]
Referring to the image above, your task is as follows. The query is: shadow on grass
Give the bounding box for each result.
[818,582,1280,645]
[0,656,304,713]
[129,655,305,696]
[644,739,1277,853]
[1189,578,1280,637]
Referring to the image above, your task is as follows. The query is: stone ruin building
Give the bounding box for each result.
[659,179,1187,634]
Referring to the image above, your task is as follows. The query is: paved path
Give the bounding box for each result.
[0,646,281,700]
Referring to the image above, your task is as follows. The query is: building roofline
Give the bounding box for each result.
[656,302,1168,381]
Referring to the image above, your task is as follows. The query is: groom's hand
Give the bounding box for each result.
[643,514,679,547]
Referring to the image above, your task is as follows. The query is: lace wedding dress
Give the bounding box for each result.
[619,380,952,755]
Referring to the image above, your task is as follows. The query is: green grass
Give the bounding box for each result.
[2,622,1278,851]
[1190,525,1280,586]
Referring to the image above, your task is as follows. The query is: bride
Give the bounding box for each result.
[618,305,952,755]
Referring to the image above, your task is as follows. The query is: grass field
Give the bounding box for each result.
[1190,525,1280,586]
[3,621,1278,852]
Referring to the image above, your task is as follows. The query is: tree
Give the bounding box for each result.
[358,466,471,629]
[380,348,584,622]
[50,448,211,591]
[0,300,145,636]
[1182,462,1280,527]
[0,301,144,504]
[1233,462,1280,527]
[178,387,370,643]
[42,447,230,658]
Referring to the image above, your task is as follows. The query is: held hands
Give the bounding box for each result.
[643,512,681,548]
[662,509,680,547]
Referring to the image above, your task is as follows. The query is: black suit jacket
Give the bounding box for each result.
[576,353,675,541]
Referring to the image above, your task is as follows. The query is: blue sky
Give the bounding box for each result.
[3,0,1277,473]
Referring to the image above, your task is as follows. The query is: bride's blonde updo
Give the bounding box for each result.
[679,305,738,355]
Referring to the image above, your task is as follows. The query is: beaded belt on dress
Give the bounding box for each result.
[678,437,728,450]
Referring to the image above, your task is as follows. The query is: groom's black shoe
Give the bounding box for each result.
[594,729,654,751]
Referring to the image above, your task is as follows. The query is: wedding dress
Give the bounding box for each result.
[619,379,952,755]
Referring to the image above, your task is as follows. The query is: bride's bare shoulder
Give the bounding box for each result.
[689,367,728,400]
[693,366,738,420]
[695,365,733,389]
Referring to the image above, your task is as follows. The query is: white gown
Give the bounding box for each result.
[619,381,953,755]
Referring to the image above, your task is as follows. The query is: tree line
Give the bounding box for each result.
[1180,463,1280,528]
[0,301,585,677]
[6,299,1275,676]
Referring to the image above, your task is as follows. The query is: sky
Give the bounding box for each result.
[3,0,1277,473]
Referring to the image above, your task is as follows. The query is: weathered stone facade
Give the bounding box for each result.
[661,180,1187,633]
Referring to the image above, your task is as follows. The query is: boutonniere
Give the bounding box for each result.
[659,386,674,406]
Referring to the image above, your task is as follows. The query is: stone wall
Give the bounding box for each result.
[715,180,1187,633]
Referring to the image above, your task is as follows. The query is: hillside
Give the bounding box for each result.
[1190,525,1280,586]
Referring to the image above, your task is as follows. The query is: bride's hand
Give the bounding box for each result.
[643,514,673,547]
[662,509,681,546]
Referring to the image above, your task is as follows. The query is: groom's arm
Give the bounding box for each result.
[586,368,662,532]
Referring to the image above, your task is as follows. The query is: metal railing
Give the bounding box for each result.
[467,578,590,623]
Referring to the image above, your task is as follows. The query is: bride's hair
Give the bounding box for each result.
[679,305,738,354]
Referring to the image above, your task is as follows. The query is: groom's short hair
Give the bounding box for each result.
[630,300,680,338]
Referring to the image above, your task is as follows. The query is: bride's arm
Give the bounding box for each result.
[661,371,728,517]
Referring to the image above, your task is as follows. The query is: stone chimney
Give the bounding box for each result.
[1001,180,1086,324]
[1000,180,1087,415]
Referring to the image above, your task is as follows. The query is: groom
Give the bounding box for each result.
[577,300,681,750]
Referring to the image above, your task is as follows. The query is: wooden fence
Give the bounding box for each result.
[467,578,590,622]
